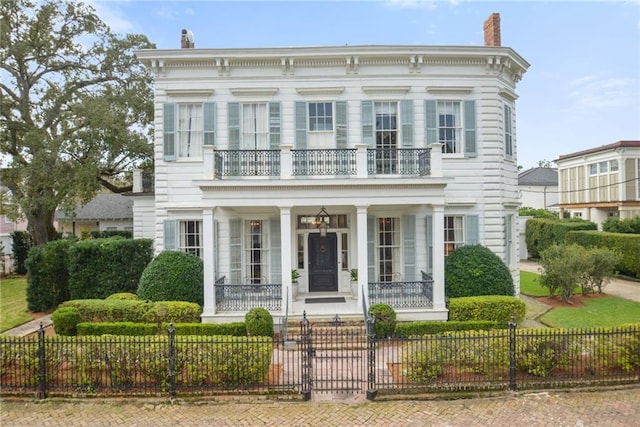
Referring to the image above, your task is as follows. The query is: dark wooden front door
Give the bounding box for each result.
[308,233,338,292]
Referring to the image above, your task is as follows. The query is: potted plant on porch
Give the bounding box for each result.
[349,268,358,299]
[291,269,301,301]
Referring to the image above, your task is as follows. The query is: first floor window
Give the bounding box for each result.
[245,220,266,283]
[179,220,202,257]
[177,104,203,158]
[377,217,400,282]
[444,216,464,256]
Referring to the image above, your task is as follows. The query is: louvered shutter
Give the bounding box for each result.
[270,219,282,283]
[228,103,240,150]
[203,102,216,146]
[361,101,374,146]
[465,215,479,245]
[269,102,281,149]
[424,100,437,145]
[163,219,178,250]
[335,101,348,149]
[402,215,416,280]
[400,100,414,147]
[295,101,307,149]
[463,100,477,157]
[367,216,376,282]
[425,215,433,275]
[163,103,176,160]
[229,219,242,283]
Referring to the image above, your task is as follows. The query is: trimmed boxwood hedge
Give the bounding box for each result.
[525,218,597,259]
[445,245,514,298]
[76,322,247,336]
[448,296,526,324]
[138,251,204,305]
[395,320,504,337]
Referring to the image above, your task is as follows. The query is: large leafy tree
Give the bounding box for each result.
[0,0,154,245]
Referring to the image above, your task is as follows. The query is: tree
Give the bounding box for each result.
[536,159,554,168]
[0,0,154,246]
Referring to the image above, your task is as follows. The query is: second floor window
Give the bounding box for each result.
[309,102,333,131]
[438,101,461,154]
[177,104,203,158]
[504,104,513,158]
[241,104,269,149]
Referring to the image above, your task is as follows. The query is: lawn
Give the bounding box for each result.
[0,276,31,332]
[539,296,640,328]
[520,270,582,297]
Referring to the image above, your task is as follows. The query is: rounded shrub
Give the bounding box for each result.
[244,307,273,337]
[368,303,397,338]
[445,245,514,298]
[51,306,81,336]
[106,292,139,300]
[137,251,204,305]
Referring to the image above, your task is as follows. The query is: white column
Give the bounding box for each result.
[203,145,216,179]
[428,143,444,177]
[201,207,216,318]
[355,144,368,178]
[132,169,143,192]
[280,145,293,179]
[279,206,293,313]
[432,205,446,311]
[356,205,369,308]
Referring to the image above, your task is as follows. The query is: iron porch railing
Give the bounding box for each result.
[368,274,434,309]
[214,282,282,312]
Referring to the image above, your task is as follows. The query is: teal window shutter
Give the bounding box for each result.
[402,215,416,280]
[367,216,376,282]
[163,103,176,161]
[400,100,414,148]
[463,100,477,157]
[214,219,219,277]
[163,219,177,250]
[229,219,242,283]
[228,102,240,150]
[335,101,348,149]
[269,102,281,149]
[295,101,308,149]
[203,102,216,146]
[465,215,479,245]
[424,100,437,145]
[425,215,433,274]
[361,101,374,146]
[269,219,282,283]
[504,214,513,266]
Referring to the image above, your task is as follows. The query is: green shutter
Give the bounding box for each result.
[214,219,219,277]
[402,215,416,281]
[503,104,512,157]
[163,219,177,250]
[463,100,477,157]
[163,103,176,161]
[504,214,513,266]
[203,102,216,146]
[335,101,348,149]
[269,219,281,283]
[425,215,433,275]
[367,216,375,282]
[295,101,307,149]
[400,100,414,148]
[229,219,242,283]
[465,215,479,245]
[228,102,240,150]
[424,100,437,145]
[269,102,281,149]
[361,101,374,146]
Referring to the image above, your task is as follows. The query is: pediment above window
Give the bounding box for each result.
[425,86,474,95]
[362,86,411,95]
[295,87,345,96]
[230,88,279,97]
[164,89,215,97]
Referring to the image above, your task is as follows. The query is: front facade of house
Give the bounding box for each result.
[556,140,640,228]
[135,19,528,323]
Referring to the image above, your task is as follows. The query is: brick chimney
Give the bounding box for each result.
[483,13,501,47]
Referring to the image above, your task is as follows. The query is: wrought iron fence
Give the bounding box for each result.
[214,283,281,312]
[291,149,356,176]
[214,150,281,177]
[367,148,430,176]
[368,277,434,309]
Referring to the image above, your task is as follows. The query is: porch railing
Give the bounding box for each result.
[368,272,433,309]
[367,148,430,176]
[292,149,357,176]
[214,150,281,178]
[214,282,282,312]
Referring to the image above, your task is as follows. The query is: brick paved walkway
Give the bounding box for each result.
[2,387,640,426]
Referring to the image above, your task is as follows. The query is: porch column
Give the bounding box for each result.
[280,145,293,179]
[356,205,369,308]
[201,207,216,318]
[203,145,216,180]
[432,205,446,311]
[279,206,293,313]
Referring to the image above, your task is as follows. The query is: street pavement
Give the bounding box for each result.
[2,386,640,426]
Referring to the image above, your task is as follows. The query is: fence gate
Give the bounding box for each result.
[300,315,373,399]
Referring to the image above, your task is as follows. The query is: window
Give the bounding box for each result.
[377,217,399,282]
[375,102,398,173]
[245,220,266,283]
[504,104,513,157]
[241,104,268,149]
[610,160,619,172]
[309,102,333,131]
[444,216,464,256]
[341,233,349,271]
[438,101,461,154]
[599,161,608,173]
[177,104,203,158]
[179,220,202,257]
[589,164,598,175]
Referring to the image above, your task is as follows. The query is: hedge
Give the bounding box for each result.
[25,239,72,312]
[76,322,247,336]
[526,218,597,259]
[565,230,640,278]
[395,320,504,337]
[448,296,526,324]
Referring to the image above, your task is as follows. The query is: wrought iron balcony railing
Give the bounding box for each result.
[368,272,434,309]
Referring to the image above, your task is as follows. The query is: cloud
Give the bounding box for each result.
[91,1,134,33]
[383,0,438,10]
[568,73,637,111]
[156,6,178,20]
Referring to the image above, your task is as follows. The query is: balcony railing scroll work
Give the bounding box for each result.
[212,147,431,178]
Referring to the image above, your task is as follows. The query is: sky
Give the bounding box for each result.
[90,0,640,170]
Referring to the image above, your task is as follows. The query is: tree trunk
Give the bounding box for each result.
[27,206,58,246]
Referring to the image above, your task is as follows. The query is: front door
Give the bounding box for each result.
[308,233,338,292]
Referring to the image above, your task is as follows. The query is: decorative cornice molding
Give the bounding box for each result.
[229,88,279,97]
[165,89,214,97]
[362,86,411,95]
[499,88,519,102]
[295,87,345,96]
[426,86,474,95]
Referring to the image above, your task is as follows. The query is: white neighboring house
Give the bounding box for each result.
[556,140,640,229]
[55,193,134,238]
[133,13,529,323]
[518,167,559,212]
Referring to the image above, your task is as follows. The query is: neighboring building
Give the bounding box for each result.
[556,140,640,228]
[55,193,134,238]
[0,186,29,274]
[134,13,529,322]
[518,167,559,212]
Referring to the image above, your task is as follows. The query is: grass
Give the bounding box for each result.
[0,276,31,332]
[520,270,581,297]
[539,296,640,328]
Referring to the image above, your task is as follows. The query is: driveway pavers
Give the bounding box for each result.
[2,387,640,426]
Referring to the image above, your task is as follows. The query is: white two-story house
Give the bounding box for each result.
[134,14,529,323]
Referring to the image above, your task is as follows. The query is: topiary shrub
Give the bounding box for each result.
[137,251,204,305]
[368,303,397,338]
[448,296,526,324]
[51,306,81,336]
[244,307,273,337]
[445,245,514,298]
[106,292,139,300]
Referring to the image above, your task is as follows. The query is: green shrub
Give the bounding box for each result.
[539,244,589,301]
[565,231,640,278]
[106,292,139,300]
[170,322,247,336]
[602,217,640,234]
[59,299,201,324]
[515,329,576,377]
[395,320,503,337]
[526,218,597,259]
[402,340,444,382]
[519,207,558,219]
[617,329,640,372]
[244,307,273,337]
[77,322,157,336]
[25,239,72,312]
[89,230,133,239]
[448,296,526,324]
[51,306,81,336]
[141,301,202,324]
[444,245,514,298]
[11,231,32,275]
[75,322,247,336]
[368,303,397,338]
[137,251,203,305]
[68,238,153,300]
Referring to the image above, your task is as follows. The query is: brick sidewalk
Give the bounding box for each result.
[2,387,640,426]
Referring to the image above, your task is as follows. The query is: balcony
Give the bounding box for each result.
[209,145,435,179]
